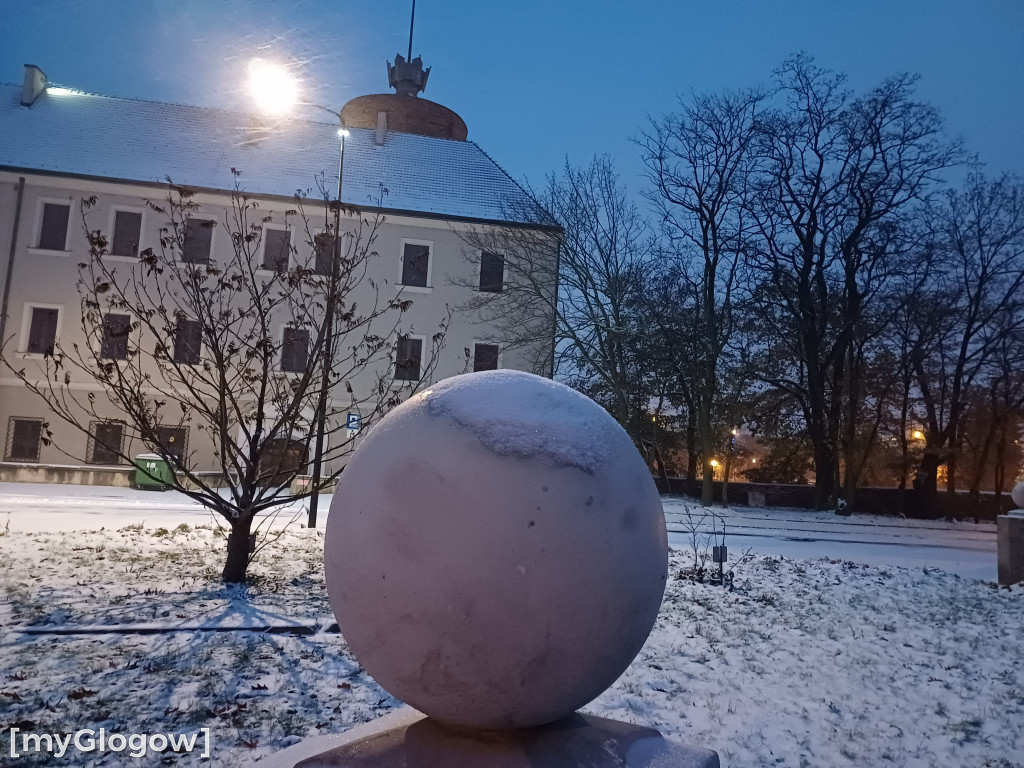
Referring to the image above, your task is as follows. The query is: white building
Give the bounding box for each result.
[0,59,557,485]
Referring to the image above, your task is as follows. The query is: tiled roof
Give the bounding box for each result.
[0,84,547,225]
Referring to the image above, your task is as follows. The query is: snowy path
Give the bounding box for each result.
[0,482,325,533]
[663,498,998,581]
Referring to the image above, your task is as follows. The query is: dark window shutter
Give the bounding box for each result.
[101,314,130,359]
[473,343,500,372]
[401,244,430,287]
[38,203,70,250]
[263,229,291,271]
[155,426,186,462]
[395,336,423,380]
[479,252,504,292]
[182,219,213,264]
[111,210,142,257]
[281,327,309,372]
[8,418,42,461]
[314,233,336,276]
[173,318,202,364]
[90,422,123,464]
[27,307,58,355]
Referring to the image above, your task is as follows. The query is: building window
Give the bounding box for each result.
[263,228,291,272]
[100,313,131,360]
[173,317,202,364]
[38,202,70,251]
[281,327,309,372]
[400,242,430,287]
[154,425,187,462]
[395,335,423,381]
[88,421,124,465]
[479,252,504,293]
[5,417,44,462]
[182,218,214,264]
[26,306,59,355]
[314,233,336,276]
[473,343,500,372]
[111,210,143,257]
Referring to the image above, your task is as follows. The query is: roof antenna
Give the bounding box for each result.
[407,0,416,61]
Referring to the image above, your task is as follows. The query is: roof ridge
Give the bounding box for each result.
[0,81,340,129]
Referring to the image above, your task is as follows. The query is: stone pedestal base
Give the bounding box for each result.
[261,708,720,768]
[998,512,1024,586]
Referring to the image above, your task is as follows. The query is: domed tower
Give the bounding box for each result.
[340,54,468,142]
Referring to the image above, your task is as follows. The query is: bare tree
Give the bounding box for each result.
[640,88,762,505]
[908,172,1024,517]
[747,54,958,510]
[457,156,655,441]
[2,179,446,582]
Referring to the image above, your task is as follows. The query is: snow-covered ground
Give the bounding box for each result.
[0,483,1021,766]
[0,483,999,580]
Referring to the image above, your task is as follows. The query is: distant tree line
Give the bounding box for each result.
[471,54,1024,517]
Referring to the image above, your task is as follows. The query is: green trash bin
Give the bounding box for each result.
[132,453,173,491]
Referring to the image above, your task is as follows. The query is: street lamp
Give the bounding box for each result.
[248,59,348,529]
[247,58,299,114]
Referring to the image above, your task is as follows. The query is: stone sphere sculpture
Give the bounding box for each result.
[325,370,668,730]
[1012,481,1024,510]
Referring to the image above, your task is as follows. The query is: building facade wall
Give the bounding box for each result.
[0,170,553,482]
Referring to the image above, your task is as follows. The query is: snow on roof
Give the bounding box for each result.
[0,84,545,225]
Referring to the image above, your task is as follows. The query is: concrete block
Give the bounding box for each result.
[261,708,720,768]
[997,512,1024,586]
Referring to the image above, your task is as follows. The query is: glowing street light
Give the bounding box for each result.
[710,459,719,468]
[247,58,299,115]
[912,430,925,440]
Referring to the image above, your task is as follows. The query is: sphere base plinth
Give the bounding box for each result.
[261,708,719,768]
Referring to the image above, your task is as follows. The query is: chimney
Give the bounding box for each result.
[375,111,387,145]
[21,64,46,106]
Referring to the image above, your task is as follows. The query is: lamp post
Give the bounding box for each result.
[248,59,349,528]
[307,117,348,529]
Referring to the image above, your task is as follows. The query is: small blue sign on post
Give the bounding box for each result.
[346,413,362,431]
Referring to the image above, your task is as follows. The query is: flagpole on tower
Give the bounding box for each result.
[408,0,416,61]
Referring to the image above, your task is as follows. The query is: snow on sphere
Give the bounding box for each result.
[325,370,668,729]
[1012,481,1024,509]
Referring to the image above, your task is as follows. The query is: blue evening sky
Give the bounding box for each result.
[2,1,1021,197]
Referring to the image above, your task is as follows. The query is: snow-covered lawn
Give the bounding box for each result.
[1,519,1021,767]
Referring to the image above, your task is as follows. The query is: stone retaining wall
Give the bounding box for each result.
[655,477,1015,521]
